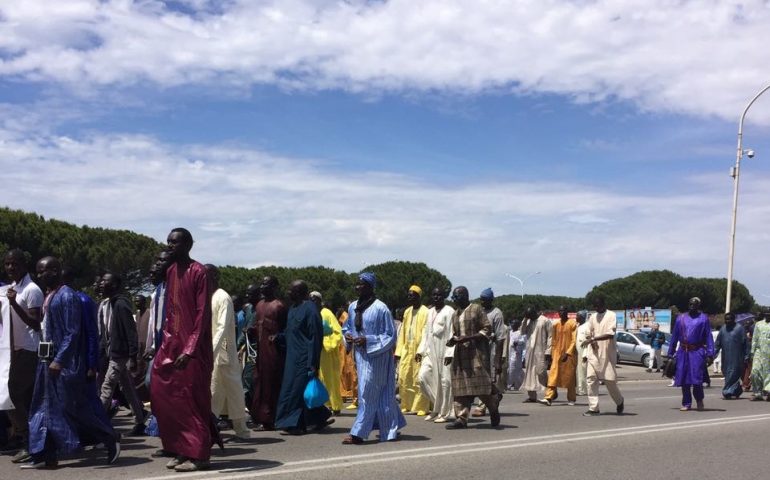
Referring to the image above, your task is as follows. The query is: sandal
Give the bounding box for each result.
[342,434,363,445]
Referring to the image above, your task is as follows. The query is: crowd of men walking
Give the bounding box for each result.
[1,228,769,472]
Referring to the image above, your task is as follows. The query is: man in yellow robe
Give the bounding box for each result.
[337,307,358,409]
[540,306,577,406]
[395,285,430,415]
[311,292,343,414]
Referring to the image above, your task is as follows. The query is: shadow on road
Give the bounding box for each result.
[210,459,283,472]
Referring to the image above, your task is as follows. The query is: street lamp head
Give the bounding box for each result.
[744,149,755,158]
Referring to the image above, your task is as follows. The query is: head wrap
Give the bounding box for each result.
[359,272,376,288]
[309,291,322,300]
[480,288,494,300]
[689,296,701,305]
[408,285,422,296]
[577,310,588,319]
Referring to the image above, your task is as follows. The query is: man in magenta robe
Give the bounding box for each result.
[248,275,287,431]
[150,228,218,472]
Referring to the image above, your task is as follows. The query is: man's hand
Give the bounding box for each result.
[6,287,17,305]
[414,354,422,363]
[86,368,96,380]
[173,353,191,370]
[580,336,593,348]
[143,347,155,361]
[128,358,137,372]
[344,333,355,343]
[268,334,277,342]
[353,336,366,347]
[444,357,452,366]
[706,356,714,367]
[582,357,588,364]
[560,353,569,363]
[49,361,62,378]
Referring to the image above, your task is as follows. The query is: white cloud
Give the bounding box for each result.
[1,1,770,121]
[2,107,768,299]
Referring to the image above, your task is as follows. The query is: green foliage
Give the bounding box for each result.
[586,270,754,314]
[219,260,451,313]
[492,294,588,320]
[0,207,164,294]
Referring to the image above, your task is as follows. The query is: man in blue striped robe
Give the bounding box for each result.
[341,273,406,444]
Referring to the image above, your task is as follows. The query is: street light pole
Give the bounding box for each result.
[505,271,541,299]
[726,83,770,313]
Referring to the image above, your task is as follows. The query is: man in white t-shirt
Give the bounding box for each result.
[0,249,43,463]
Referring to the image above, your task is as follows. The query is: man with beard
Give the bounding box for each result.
[249,276,288,431]
[341,273,405,444]
[444,286,500,430]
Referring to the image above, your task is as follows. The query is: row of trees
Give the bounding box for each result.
[0,208,757,316]
[0,208,163,293]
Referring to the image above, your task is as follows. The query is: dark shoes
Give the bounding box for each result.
[10,449,31,464]
[616,401,624,415]
[106,439,121,465]
[342,434,363,445]
[313,418,335,432]
[582,410,600,417]
[445,420,467,430]
[129,423,146,436]
[490,410,501,427]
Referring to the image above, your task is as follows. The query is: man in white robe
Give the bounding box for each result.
[575,311,590,396]
[582,296,624,416]
[416,287,455,423]
[206,265,250,439]
[521,307,552,403]
[507,319,524,391]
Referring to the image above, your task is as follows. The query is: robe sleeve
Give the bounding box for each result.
[308,306,323,372]
[323,310,342,351]
[444,313,456,359]
[54,290,82,368]
[713,329,723,358]
[83,296,100,370]
[668,316,680,358]
[182,266,209,358]
[211,293,229,354]
[364,306,396,357]
[742,328,750,362]
[544,319,553,356]
[477,307,492,339]
[342,306,354,353]
[394,307,408,357]
[566,322,577,356]
[416,317,430,356]
[704,320,715,357]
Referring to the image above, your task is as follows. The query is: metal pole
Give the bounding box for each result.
[726,83,770,313]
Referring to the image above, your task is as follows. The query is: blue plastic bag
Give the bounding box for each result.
[304,376,330,409]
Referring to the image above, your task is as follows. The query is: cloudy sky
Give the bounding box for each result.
[2,0,770,300]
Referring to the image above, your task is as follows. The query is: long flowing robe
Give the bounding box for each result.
[449,303,494,398]
[249,299,287,426]
[750,320,770,393]
[210,288,247,423]
[151,261,216,462]
[395,304,430,413]
[507,329,525,390]
[343,299,405,441]
[319,307,343,411]
[338,311,357,400]
[0,284,13,410]
[521,316,552,392]
[586,310,618,381]
[667,312,714,387]
[275,301,330,430]
[714,323,749,397]
[28,286,115,456]
[547,318,577,388]
[417,304,454,417]
[575,322,590,394]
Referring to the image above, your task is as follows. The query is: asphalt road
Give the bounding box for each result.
[3,366,768,480]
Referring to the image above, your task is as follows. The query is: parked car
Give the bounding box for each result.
[615,330,670,367]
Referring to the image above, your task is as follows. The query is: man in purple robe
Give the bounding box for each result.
[23,257,119,469]
[150,228,219,472]
[668,297,715,411]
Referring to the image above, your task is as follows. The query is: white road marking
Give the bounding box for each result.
[137,413,770,480]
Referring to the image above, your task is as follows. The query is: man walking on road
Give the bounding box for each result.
[395,285,430,416]
[445,286,500,430]
[647,323,666,373]
[714,312,749,399]
[668,297,714,411]
[521,307,551,403]
[540,306,577,406]
[575,311,589,396]
[582,296,624,416]
[750,308,770,401]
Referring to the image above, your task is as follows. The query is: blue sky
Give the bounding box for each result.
[1,1,770,302]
